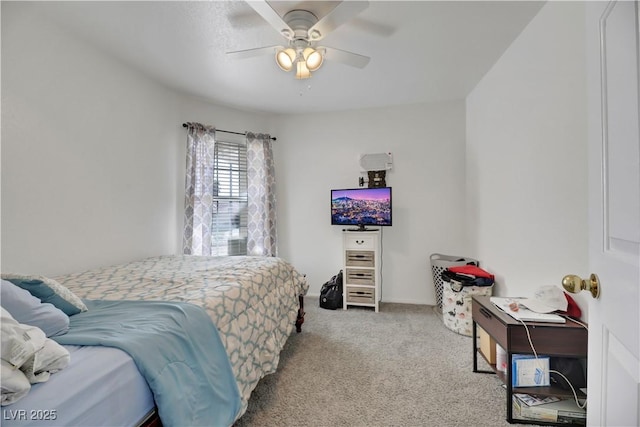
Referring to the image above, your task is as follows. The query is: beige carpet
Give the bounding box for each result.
[234,301,530,427]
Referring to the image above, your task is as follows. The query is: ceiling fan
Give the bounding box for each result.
[227,0,370,79]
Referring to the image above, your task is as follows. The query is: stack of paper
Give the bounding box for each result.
[514,394,560,406]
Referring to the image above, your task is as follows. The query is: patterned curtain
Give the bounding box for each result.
[246,132,277,257]
[182,122,216,255]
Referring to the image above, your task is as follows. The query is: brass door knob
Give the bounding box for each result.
[562,273,600,299]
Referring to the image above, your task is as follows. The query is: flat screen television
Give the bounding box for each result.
[331,187,392,231]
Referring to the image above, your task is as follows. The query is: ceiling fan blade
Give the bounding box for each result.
[322,46,370,69]
[308,1,369,41]
[226,45,282,60]
[245,1,294,40]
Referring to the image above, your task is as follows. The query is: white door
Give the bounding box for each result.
[586,1,640,426]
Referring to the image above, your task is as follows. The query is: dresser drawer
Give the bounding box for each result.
[346,286,375,304]
[472,299,508,349]
[344,234,376,250]
[345,268,375,285]
[346,250,375,267]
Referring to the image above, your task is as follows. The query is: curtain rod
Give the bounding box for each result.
[182,123,276,141]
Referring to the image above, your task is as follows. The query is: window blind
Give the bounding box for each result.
[211,140,248,256]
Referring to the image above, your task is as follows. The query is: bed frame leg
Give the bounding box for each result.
[295,295,305,333]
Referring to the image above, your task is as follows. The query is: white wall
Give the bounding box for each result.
[2,7,177,275]
[466,2,589,309]
[1,4,271,276]
[272,101,468,304]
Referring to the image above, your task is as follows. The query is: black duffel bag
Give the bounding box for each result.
[319,270,343,310]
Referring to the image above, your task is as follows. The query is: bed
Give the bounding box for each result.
[1,255,308,427]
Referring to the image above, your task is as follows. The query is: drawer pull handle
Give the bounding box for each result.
[479,307,493,319]
[356,240,364,245]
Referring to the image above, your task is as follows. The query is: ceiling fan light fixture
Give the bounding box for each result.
[240,1,371,80]
[275,48,296,71]
[303,47,324,72]
[295,61,311,79]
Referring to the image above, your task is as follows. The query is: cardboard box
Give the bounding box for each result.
[478,325,497,364]
[512,355,550,387]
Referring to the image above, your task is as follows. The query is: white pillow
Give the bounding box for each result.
[1,280,69,337]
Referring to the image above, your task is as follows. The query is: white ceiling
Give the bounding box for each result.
[24,1,544,115]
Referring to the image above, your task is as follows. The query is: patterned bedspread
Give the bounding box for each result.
[54,255,308,417]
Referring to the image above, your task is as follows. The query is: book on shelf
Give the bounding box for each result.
[512,394,586,424]
[512,354,550,387]
[514,393,560,406]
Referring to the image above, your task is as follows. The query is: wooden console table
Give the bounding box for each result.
[472,295,588,425]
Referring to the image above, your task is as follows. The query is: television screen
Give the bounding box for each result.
[331,187,392,229]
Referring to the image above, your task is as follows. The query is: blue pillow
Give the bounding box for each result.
[2,274,87,316]
[1,279,69,337]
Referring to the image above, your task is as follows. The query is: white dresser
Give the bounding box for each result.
[342,230,381,312]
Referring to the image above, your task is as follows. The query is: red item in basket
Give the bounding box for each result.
[447,265,494,280]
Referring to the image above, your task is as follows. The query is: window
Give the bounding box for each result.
[211,140,248,256]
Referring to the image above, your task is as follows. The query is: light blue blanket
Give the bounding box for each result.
[53,300,242,427]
